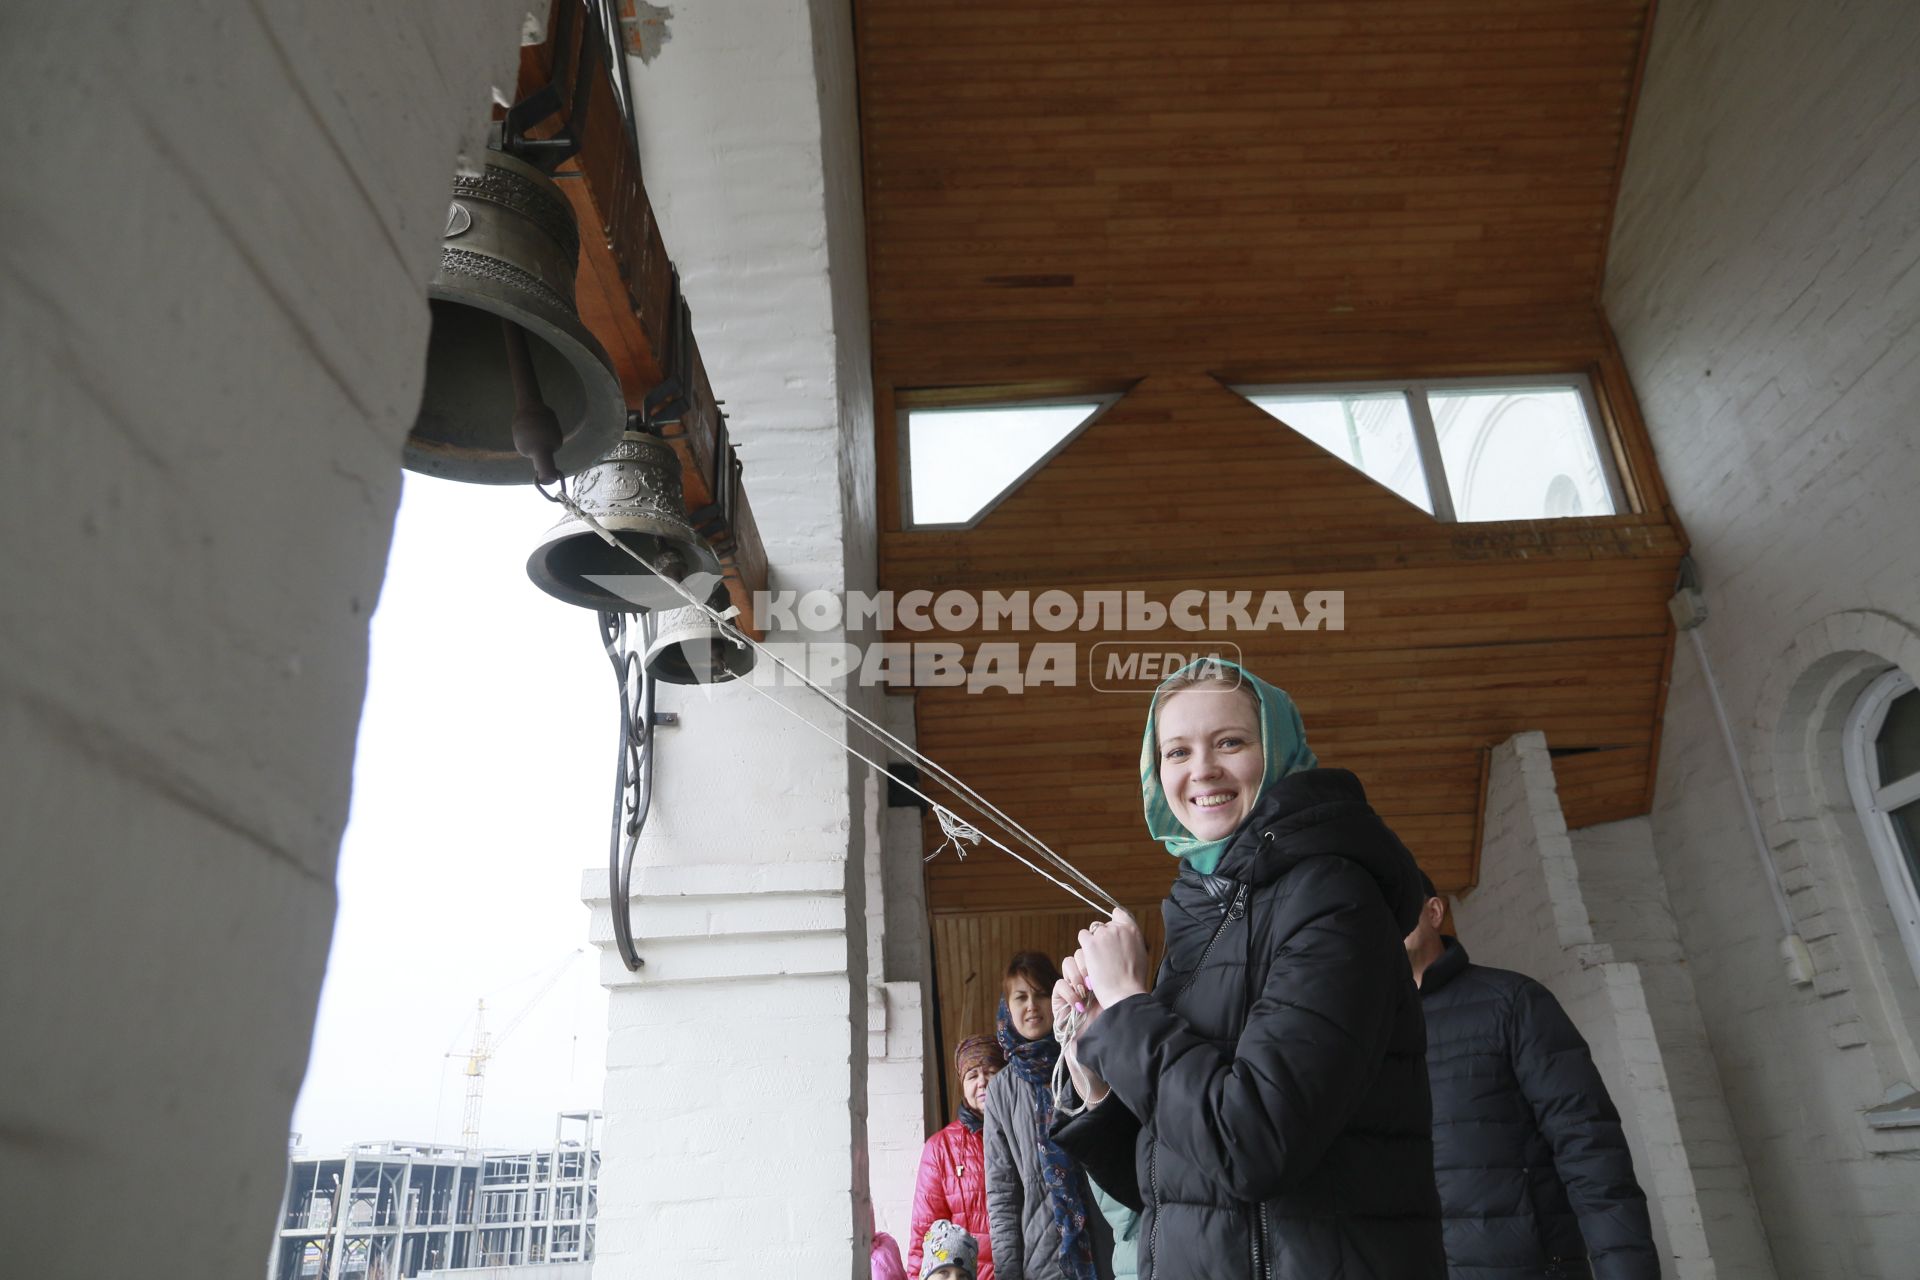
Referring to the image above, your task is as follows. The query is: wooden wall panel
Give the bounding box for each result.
[886,371,1679,912]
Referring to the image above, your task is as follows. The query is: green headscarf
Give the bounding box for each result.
[1140,658,1316,875]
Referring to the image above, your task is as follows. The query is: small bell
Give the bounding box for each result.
[406,148,627,484]
[644,585,755,685]
[527,431,722,611]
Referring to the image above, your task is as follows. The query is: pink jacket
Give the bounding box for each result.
[872,1230,907,1280]
[909,1120,994,1280]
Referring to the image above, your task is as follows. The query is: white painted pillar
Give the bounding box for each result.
[580,0,880,1274]
[0,5,528,1278]
[868,696,935,1243]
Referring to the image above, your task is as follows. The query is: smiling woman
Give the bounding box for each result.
[1049,659,1445,1280]
[1140,664,1313,877]
[1152,676,1266,845]
[984,951,1114,1280]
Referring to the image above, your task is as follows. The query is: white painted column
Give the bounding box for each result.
[868,695,936,1244]
[580,0,881,1274]
[0,5,528,1278]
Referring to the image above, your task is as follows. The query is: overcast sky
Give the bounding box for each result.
[291,474,616,1154]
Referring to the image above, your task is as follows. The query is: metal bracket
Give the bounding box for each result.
[501,0,600,170]
[641,269,692,428]
[651,711,680,728]
[688,415,741,553]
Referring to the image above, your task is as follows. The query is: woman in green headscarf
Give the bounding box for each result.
[1048,658,1445,1280]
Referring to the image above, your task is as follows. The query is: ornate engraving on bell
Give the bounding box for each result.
[645,585,755,685]
[405,148,626,485]
[526,431,723,612]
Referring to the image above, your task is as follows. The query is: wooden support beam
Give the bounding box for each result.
[516,7,766,632]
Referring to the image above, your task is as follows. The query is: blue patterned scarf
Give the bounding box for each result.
[995,998,1098,1280]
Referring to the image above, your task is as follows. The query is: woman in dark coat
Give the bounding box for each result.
[984,952,1115,1280]
[1051,659,1445,1280]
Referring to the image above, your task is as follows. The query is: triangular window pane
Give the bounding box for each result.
[1245,392,1434,514]
[905,400,1109,527]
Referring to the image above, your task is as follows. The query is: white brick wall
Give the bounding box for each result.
[1604,0,1920,1273]
[583,0,882,1275]
[869,694,937,1244]
[869,981,931,1243]
[0,5,529,1277]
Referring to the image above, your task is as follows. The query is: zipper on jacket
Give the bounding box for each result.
[1257,1203,1271,1280]
[1149,881,1250,1276]
[1178,882,1247,999]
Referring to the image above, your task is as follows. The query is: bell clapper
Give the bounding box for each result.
[502,318,565,484]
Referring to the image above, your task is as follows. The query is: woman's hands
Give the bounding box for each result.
[1051,976,1110,1106]
[1050,908,1151,1109]
[1071,908,1151,1006]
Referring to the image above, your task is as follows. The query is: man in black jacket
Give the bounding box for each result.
[1406,874,1659,1280]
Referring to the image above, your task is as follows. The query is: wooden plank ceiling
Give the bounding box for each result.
[854,0,1673,1071]
[859,0,1654,333]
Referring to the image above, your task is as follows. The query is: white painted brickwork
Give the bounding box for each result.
[1455,734,1776,1280]
[1604,0,1920,1273]
[584,0,883,1275]
[0,5,529,1277]
[869,981,931,1243]
[869,695,938,1244]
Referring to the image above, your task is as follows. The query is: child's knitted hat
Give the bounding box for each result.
[921,1218,978,1280]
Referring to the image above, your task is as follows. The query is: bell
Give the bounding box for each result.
[644,586,756,685]
[527,431,723,611]
[406,148,626,484]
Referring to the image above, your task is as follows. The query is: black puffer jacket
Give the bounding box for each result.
[1420,938,1657,1279]
[1054,769,1444,1280]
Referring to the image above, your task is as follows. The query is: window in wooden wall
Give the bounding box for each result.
[1238,374,1627,523]
[899,394,1120,529]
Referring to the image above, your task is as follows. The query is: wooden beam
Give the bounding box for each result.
[516,6,766,632]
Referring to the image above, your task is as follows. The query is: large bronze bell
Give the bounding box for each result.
[527,431,722,611]
[644,585,756,685]
[406,148,626,484]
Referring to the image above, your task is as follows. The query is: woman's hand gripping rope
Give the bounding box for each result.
[1049,908,1149,1113]
[1072,909,1151,1006]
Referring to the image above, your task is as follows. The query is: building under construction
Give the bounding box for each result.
[267,1112,599,1280]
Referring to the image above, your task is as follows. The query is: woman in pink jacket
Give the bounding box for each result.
[909,1033,1006,1280]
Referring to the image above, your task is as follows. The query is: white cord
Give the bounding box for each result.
[740,676,1117,918]
[1051,1004,1089,1117]
[553,487,1118,913]
[928,808,983,863]
[548,485,1123,916]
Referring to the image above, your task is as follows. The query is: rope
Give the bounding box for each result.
[927,808,983,863]
[738,668,1118,917]
[1051,1004,1090,1118]
[539,476,1123,917]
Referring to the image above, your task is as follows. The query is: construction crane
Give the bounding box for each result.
[458,1000,492,1149]
[450,949,586,1149]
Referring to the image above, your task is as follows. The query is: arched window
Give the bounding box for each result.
[1845,667,1920,985]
